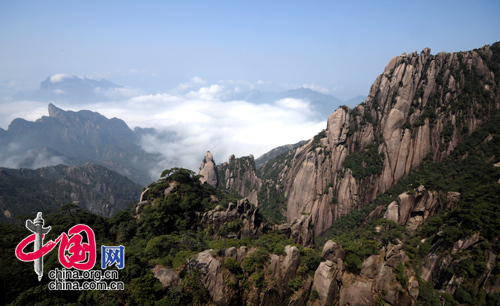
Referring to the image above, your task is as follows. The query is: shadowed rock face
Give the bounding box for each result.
[201,198,266,239]
[280,45,500,235]
[0,163,141,220]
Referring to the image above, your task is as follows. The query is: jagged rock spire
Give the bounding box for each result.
[198,151,218,187]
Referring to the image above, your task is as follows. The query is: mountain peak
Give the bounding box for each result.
[33,74,124,103]
[48,103,63,118]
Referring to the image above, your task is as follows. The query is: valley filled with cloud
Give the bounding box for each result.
[0,76,328,174]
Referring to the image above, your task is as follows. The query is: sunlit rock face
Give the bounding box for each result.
[198,151,218,187]
[281,45,499,235]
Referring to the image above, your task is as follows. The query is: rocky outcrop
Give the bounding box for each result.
[151,266,180,288]
[421,231,498,296]
[383,186,460,232]
[312,241,345,305]
[279,45,499,236]
[201,198,266,239]
[193,45,499,241]
[198,151,218,187]
[321,240,345,263]
[338,279,373,306]
[260,245,304,305]
[195,250,227,305]
[289,214,315,247]
[198,153,262,205]
[343,240,416,306]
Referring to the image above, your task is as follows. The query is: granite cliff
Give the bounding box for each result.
[282,45,499,235]
[207,44,500,237]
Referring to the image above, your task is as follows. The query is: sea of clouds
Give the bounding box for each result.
[0,77,328,174]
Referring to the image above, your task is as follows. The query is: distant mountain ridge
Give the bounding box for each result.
[227,87,364,119]
[0,103,160,185]
[15,74,124,103]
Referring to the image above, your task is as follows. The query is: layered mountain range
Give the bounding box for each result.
[226,87,365,119]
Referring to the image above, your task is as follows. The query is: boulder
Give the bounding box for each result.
[339,280,373,306]
[281,245,300,282]
[151,266,180,288]
[360,255,380,279]
[320,240,345,263]
[312,261,342,305]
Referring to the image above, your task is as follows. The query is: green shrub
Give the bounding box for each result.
[289,277,302,292]
[343,142,384,180]
[395,263,408,287]
[299,248,321,277]
[310,289,319,302]
[251,271,267,289]
[455,287,473,305]
[224,257,241,274]
[243,249,270,274]
[417,279,441,306]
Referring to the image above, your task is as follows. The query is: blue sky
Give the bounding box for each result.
[1,1,498,100]
[0,1,499,172]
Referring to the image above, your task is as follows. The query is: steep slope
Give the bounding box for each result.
[254,140,307,169]
[0,163,141,221]
[198,43,500,238]
[282,43,500,235]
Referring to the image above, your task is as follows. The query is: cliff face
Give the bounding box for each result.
[282,45,500,235]
[214,154,262,206]
[198,44,500,237]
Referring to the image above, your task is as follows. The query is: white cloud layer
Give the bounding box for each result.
[50,73,74,83]
[0,79,327,177]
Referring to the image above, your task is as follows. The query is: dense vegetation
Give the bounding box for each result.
[256,149,295,223]
[342,140,384,180]
[0,167,321,305]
